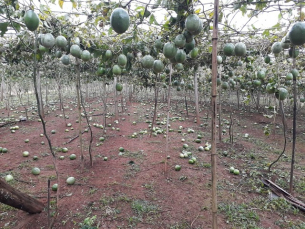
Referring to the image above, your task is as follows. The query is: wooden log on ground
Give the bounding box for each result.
[0,178,44,214]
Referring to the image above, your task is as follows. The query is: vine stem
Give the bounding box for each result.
[268,100,287,172]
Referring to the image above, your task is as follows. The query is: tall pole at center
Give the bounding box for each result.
[211,0,219,228]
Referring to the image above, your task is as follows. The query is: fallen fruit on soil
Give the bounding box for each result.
[66,177,76,185]
[233,169,240,175]
[32,167,41,175]
[229,166,235,173]
[23,151,29,157]
[69,154,76,160]
[5,174,14,182]
[175,165,181,171]
[52,184,58,191]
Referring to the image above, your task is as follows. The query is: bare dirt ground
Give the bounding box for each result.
[0,96,305,229]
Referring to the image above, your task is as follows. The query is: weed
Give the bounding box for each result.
[131,199,159,216]
[88,187,98,195]
[78,215,98,229]
[202,163,212,168]
[218,202,260,228]
[45,164,55,170]
[99,194,115,206]
[48,175,57,180]
[124,163,141,179]
[263,197,299,215]
[296,177,305,195]
[121,150,146,159]
[17,160,31,169]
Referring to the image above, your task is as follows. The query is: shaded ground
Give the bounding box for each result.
[0,96,305,229]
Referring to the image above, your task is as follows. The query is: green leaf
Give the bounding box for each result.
[194,8,201,14]
[93,49,103,58]
[240,5,247,16]
[35,52,42,61]
[256,2,267,10]
[149,14,155,25]
[262,29,270,37]
[71,0,77,9]
[108,27,113,35]
[12,22,21,32]
[149,14,158,25]
[135,6,145,11]
[219,12,223,23]
[0,22,9,37]
[58,0,64,9]
[123,36,133,43]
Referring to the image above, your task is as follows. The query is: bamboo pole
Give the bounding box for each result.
[211,0,219,228]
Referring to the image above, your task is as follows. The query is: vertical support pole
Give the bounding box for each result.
[289,48,297,194]
[218,66,222,142]
[194,71,200,122]
[211,0,219,228]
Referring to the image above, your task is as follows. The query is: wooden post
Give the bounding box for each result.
[75,58,84,168]
[165,64,173,174]
[0,178,44,214]
[289,48,297,194]
[211,0,219,228]
[218,66,222,142]
[114,77,118,119]
[194,71,200,122]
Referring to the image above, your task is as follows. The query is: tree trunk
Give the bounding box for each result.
[0,178,44,214]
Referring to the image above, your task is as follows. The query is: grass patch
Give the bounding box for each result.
[131,199,159,216]
[219,202,260,228]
